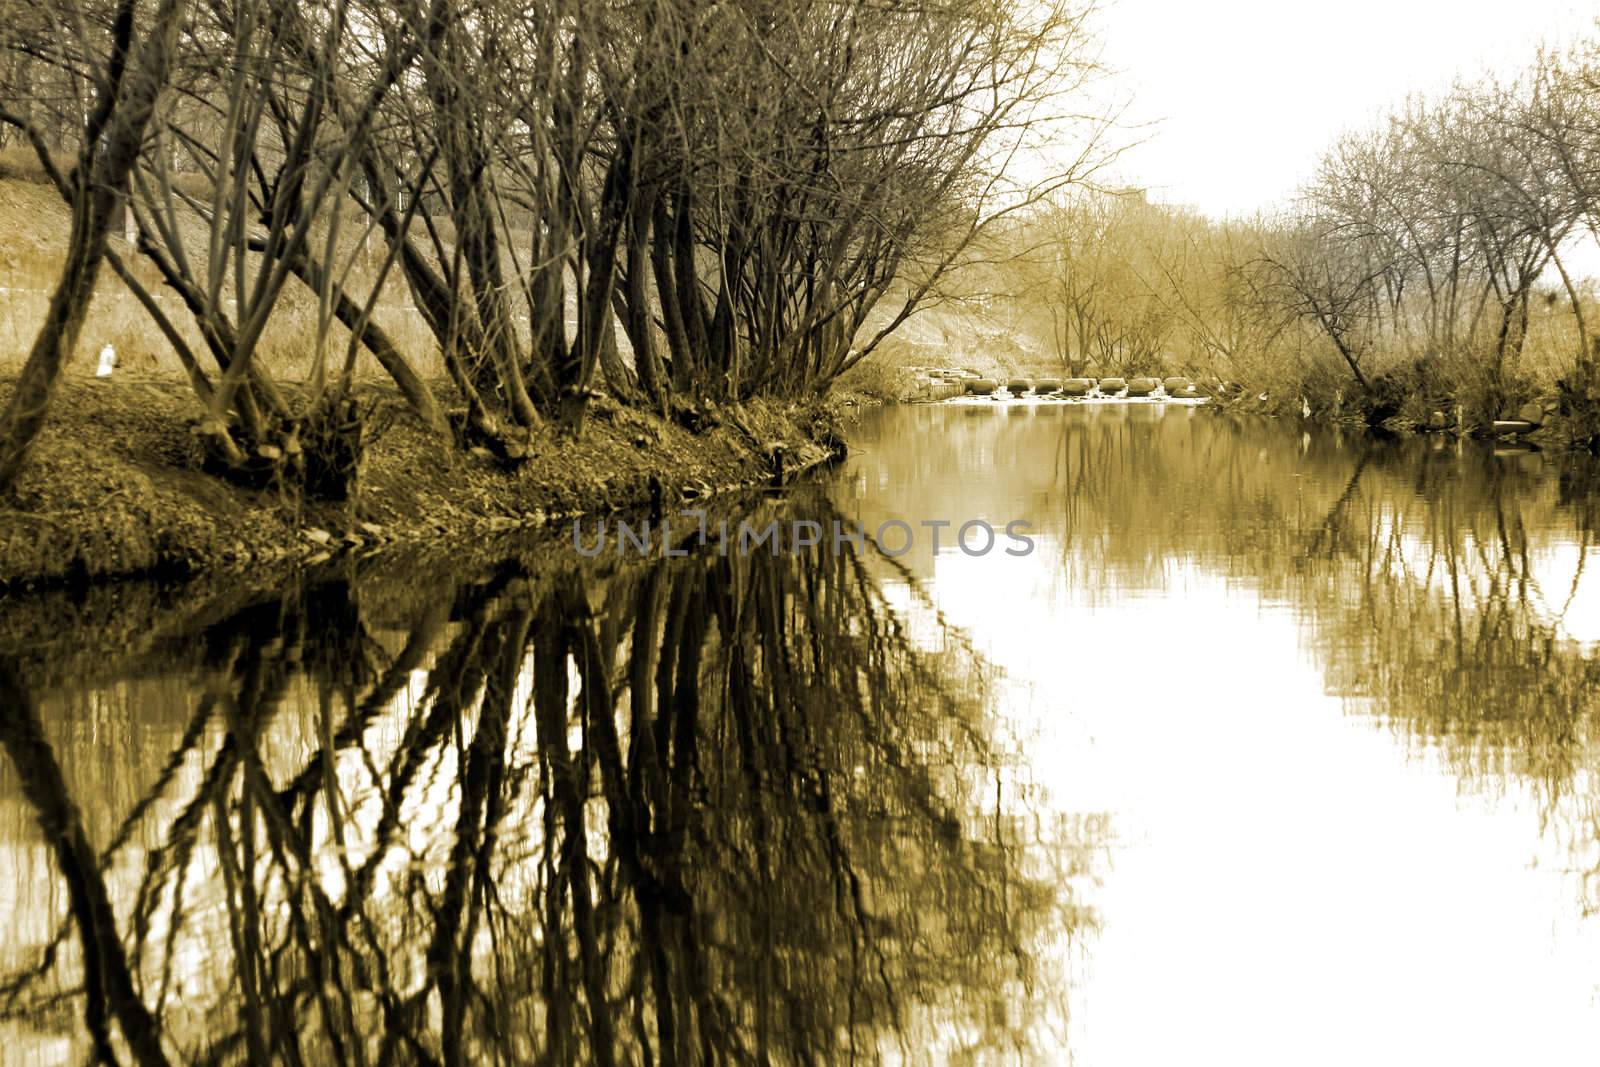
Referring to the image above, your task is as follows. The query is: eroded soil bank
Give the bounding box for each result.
[0,376,844,587]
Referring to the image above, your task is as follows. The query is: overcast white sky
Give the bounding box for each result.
[1093,0,1599,218]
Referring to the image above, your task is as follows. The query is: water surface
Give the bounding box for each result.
[4,403,1600,1064]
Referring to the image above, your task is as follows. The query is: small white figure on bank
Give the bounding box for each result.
[96,344,117,378]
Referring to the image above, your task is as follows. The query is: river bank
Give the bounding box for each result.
[0,375,846,587]
[1204,382,1600,451]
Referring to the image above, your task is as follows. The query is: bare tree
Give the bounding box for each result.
[0,0,188,493]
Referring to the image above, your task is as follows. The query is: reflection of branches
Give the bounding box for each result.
[0,507,1083,1062]
[0,661,171,1067]
[1301,444,1373,561]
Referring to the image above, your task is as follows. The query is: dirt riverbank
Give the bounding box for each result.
[0,375,846,587]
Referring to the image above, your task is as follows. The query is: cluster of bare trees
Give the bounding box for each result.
[1000,192,1298,382]
[0,0,1100,495]
[1263,42,1600,407]
[1003,28,1600,425]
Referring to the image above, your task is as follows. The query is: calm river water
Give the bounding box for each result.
[5,402,1600,1064]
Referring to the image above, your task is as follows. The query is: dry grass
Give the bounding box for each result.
[0,173,447,384]
[0,144,73,185]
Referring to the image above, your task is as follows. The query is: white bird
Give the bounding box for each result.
[95,344,117,378]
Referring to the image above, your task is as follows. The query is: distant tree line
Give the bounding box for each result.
[0,0,1103,495]
[998,29,1600,432]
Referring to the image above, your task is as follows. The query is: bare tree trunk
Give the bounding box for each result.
[0,0,185,493]
[620,189,669,409]
[1318,310,1371,390]
[563,151,632,427]
[598,297,639,402]
[651,194,694,390]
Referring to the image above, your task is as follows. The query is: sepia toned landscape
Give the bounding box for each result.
[2,0,1600,1063]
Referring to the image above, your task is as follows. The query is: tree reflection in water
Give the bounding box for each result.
[849,405,1600,926]
[0,499,1087,1064]
[1046,410,1600,919]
